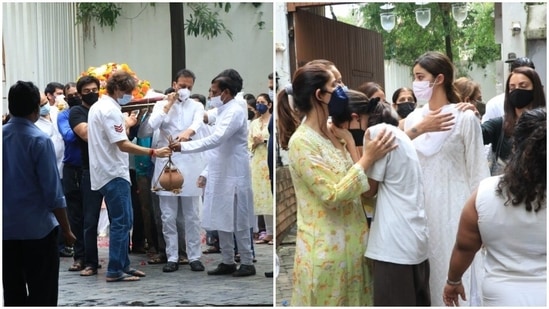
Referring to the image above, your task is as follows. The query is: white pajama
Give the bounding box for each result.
[159,196,202,263]
[219,229,253,265]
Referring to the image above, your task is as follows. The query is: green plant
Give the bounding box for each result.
[185,3,233,40]
[355,2,500,69]
[76,3,122,39]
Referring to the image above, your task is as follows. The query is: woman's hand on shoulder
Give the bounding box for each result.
[359,127,398,170]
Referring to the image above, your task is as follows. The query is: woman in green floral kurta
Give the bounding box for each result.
[248,94,274,243]
[277,62,396,306]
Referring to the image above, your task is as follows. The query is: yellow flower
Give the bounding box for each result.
[79,62,150,100]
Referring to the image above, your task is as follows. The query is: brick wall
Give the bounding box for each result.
[275,166,297,246]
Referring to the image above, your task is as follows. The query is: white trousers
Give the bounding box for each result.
[159,196,202,263]
[219,229,253,265]
[264,214,274,235]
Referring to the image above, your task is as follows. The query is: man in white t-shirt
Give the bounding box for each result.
[88,71,172,282]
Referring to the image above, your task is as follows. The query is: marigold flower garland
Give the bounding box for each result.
[79,62,151,100]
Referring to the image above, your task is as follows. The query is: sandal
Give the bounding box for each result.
[178,257,189,265]
[68,259,84,271]
[80,266,98,276]
[255,237,273,244]
[202,247,221,254]
[124,268,146,277]
[106,273,140,282]
[147,254,167,265]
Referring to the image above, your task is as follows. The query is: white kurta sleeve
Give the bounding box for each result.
[461,110,490,191]
[179,104,243,154]
[187,101,204,133]
[148,100,168,130]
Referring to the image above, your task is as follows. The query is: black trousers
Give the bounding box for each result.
[3,227,60,306]
[373,259,431,306]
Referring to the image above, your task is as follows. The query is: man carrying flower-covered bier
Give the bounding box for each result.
[169,69,256,277]
[88,71,173,282]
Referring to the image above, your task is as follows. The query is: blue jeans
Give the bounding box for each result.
[81,169,103,268]
[98,177,133,278]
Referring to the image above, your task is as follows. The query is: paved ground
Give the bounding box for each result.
[58,235,274,306]
[275,225,296,307]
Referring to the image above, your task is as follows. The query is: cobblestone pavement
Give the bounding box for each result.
[275,225,296,307]
[58,236,274,307]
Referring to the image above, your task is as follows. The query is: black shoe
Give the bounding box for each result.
[265,271,273,278]
[232,264,256,277]
[189,260,205,271]
[162,262,179,272]
[59,247,74,257]
[207,263,237,275]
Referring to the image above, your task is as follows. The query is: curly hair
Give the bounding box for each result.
[496,108,546,212]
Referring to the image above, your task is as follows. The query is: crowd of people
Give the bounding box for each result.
[2,68,275,304]
[277,52,546,306]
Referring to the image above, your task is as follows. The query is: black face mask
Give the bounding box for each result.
[508,89,534,109]
[348,129,365,147]
[67,96,82,108]
[81,92,99,106]
[396,102,416,119]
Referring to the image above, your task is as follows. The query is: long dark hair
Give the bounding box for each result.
[496,108,546,212]
[333,89,398,128]
[276,63,331,150]
[414,51,461,103]
[502,67,546,137]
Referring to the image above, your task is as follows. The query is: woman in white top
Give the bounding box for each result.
[444,108,546,306]
[404,51,490,306]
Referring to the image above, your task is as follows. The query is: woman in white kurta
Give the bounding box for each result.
[404,51,490,306]
[148,86,206,271]
[171,72,255,275]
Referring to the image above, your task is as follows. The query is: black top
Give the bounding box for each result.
[69,105,91,169]
[482,116,512,161]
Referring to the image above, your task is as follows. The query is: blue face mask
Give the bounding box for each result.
[256,103,269,114]
[40,104,50,116]
[327,86,351,122]
[117,94,133,106]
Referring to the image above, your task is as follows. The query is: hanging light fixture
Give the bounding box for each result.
[415,2,431,29]
[380,3,396,32]
[451,3,468,27]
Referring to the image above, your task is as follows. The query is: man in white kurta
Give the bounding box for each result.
[148,71,206,272]
[170,71,256,277]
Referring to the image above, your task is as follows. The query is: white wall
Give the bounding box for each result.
[2,3,84,113]
[82,3,273,98]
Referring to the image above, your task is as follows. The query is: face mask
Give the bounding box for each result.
[67,96,82,108]
[327,86,351,123]
[396,102,416,119]
[177,88,190,102]
[40,104,50,116]
[81,92,99,105]
[508,89,534,109]
[117,94,133,106]
[413,79,436,102]
[348,129,365,147]
[210,95,224,108]
[268,89,274,101]
[256,104,268,115]
[342,85,349,92]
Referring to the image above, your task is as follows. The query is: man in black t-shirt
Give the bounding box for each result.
[68,76,104,276]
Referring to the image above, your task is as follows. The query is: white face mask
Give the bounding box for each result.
[177,88,190,102]
[209,95,224,108]
[117,94,133,106]
[412,78,437,102]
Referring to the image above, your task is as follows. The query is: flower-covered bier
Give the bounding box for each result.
[79,63,150,100]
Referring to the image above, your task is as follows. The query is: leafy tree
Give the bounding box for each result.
[354,2,500,70]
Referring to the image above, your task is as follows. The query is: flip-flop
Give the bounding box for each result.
[147,255,167,265]
[202,247,221,254]
[255,238,272,244]
[124,268,146,277]
[106,273,140,282]
[80,266,98,276]
[68,260,84,271]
